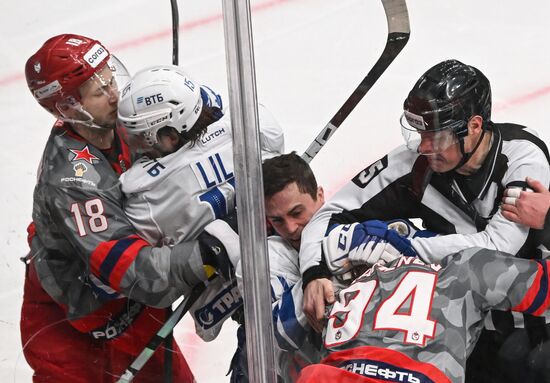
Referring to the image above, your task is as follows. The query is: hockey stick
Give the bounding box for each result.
[301,0,410,163]
[170,0,180,65]
[116,282,207,383]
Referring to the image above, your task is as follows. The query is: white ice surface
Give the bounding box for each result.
[1,0,549,381]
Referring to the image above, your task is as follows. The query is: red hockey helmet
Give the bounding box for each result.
[25,34,112,118]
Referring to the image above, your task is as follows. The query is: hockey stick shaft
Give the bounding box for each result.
[116,282,207,383]
[170,0,180,65]
[301,0,410,163]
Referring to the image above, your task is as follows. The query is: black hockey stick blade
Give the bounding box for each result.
[116,282,207,383]
[302,0,410,163]
[170,0,180,65]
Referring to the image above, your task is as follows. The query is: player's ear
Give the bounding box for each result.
[317,186,325,204]
[467,115,483,136]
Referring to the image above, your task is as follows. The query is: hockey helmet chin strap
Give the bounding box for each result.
[62,116,114,131]
[57,100,115,131]
[449,124,486,173]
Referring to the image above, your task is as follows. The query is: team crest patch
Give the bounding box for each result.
[69,146,99,164]
[34,62,41,73]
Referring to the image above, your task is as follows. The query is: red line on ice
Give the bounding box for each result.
[1,0,290,367]
[0,0,290,87]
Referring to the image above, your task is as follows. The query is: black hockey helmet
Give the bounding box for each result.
[400,60,492,155]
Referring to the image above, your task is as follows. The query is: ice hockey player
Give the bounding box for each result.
[297,241,550,383]
[228,152,326,382]
[299,59,550,382]
[116,64,284,380]
[22,34,207,382]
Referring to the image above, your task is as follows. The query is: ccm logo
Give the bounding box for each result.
[84,43,108,68]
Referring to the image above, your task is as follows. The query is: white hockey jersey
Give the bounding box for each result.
[236,236,323,380]
[121,104,284,246]
[120,102,284,340]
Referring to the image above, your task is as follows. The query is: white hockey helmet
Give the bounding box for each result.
[118,65,203,146]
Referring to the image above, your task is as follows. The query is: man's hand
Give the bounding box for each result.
[501,177,550,229]
[303,278,334,333]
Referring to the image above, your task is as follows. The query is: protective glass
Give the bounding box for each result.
[81,55,130,99]
[400,112,462,155]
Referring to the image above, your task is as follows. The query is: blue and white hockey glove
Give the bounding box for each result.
[322,219,418,275]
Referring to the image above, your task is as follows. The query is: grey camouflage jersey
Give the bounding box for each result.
[322,248,550,383]
[30,123,205,334]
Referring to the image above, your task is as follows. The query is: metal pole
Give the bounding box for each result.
[221,1,277,382]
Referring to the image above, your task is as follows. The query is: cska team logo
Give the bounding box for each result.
[69,146,100,165]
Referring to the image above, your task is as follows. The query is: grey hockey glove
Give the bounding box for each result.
[198,215,240,281]
[322,219,419,275]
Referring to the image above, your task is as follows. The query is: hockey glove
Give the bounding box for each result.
[198,217,240,281]
[322,219,417,275]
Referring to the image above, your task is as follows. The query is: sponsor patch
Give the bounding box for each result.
[404,110,426,131]
[60,177,97,188]
[90,301,143,340]
[73,163,88,177]
[136,93,164,107]
[66,38,84,46]
[200,127,227,145]
[83,43,108,68]
[34,80,61,100]
[340,359,429,383]
[194,279,242,330]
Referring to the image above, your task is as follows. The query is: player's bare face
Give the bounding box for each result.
[265,182,324,250]
[425,142,463,173]
[79,67,119,129]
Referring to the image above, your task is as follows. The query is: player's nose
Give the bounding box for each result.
[418,137,435,155]
[284,219,300,235]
